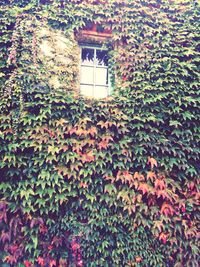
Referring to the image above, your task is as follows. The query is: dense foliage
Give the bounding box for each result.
[0,0,199,266]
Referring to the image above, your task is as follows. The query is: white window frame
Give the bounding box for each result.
[80,45,111,98]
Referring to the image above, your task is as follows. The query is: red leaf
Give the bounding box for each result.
[133,172,140,179]
[77,260,83,267]
[138,183,149,194]
[24,260,32,267]
[48,245,53,251]
[4,254,17,264]
[187,181,195,190]
[30,219,35,229]
[156,190,170,200]
[1,231,10,243]
[49,259,56,267]
[0,201,7,210]
[79,182,88,188]
[9,244,19,254]
[154,179,166,190]
[51,236,62,247]
[37,257,45,266]
[148,195,156,206]
[122,171,133,184]
[98,140,109,150]
[80,151,95,163]
[71,241,80,250]
[122,75,127,81]
[147,157,157,169]
[147,171,156,181]
[89,126,97,137]
[62,145,68,152]
[3,128,13,135]
[38,217,44,224]
[103,175,115,183]
[181,207,186,213]
[159,232,168,244]
[133,172,145,181]
[161,202,174,216]
[39,224,48,234]
[153,220,164,232]
[135,256,142,263]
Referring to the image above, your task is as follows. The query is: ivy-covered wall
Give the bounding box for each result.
[0,1,199,267]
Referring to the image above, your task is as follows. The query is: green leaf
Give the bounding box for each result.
[104,184,117,194]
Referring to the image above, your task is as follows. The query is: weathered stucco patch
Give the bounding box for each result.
[38,23,80,93]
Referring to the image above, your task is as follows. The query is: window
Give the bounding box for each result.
[80,46,110,98]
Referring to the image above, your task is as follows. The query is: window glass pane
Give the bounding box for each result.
[80,46,110,98]
[94,86,108,98]
[80,85,94,97]
[82,48,94,65]
[80,66,94,84]
[96,50,108,66]
[95,67,108,85]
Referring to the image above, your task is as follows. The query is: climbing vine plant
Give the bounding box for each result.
[0,0,199,266]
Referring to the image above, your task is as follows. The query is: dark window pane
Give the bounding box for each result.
[82,48,94,65]
[96,50,108,66]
